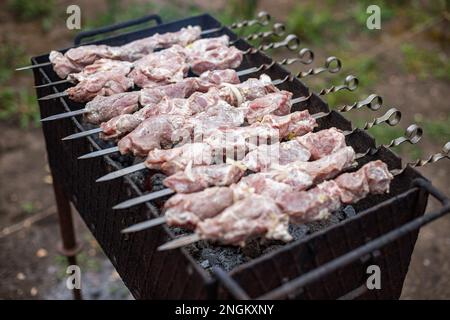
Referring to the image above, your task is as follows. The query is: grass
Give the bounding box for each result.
[8,0,55,21]
[401,44,450,81]
[20,201,35,214]
[0,36,40,128]
[286,4,338,45]
[0,39,27,84]
[415,115,450,145]
[0,88,40,128]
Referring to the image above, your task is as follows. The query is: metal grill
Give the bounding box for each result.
[29,12,450,300]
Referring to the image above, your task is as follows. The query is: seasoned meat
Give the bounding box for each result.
[128,45,189,88]
[145,143,216,175]
[84,92,140,124]
[260,110,318,139]
[280,160,393,222]
[335,160,393,203]
[49,26,201,78]
[49,45,115,78]
[117,114,186,156]
[242,140,311,172]
[67,59,133,83]
[196,195,292,246]
[197,69,240,88]
[243,91,293,124]
[139,78,199,107]
[279,180,342,224]
[218,74,278,106]
[164,187,234,229]
[99,72,241,140]
[296,127,346,160]
[189,45,243,75]
[231,174,294,201]
[163,163,245,193]
[114,26,201,61]
[286,146,356,183]
[66,67,134,102]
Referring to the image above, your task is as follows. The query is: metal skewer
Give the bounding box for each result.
[97,107,399,183]
[34,22,287,89]
[37,34,301,102]
[158,132,441,252]
[112,112,407,213]
[18,11,272,71]
[77,75,356,160]
[43,47,317,123]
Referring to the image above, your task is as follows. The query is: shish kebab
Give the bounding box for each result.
[158,160,395,249]
[37,33,304,102]
[121,122,406,233]
[112,113,410,212]
[18,12,272,72]
[95,96,397,184]
[46,69,241,124]
[41,46,317,124]
[34,22,287,89]
[37,35,245,102]
[77,72,355,160]
[158,141,450,250]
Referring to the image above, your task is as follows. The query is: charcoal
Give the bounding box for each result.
[343,205,356,218]
[289,224,310,240]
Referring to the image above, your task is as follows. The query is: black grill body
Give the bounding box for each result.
[32,14,434,299]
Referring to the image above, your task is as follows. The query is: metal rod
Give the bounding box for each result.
[96,162,146,182]
[16,61,52,71]
[112,188,175,210]
[76,75,359,157]
[157,233,200,251]
[18,12,271,72]
[77,146,119,159]
[62,127,103,141]
[211,267,251,300]
[112,123,418,211]
[102,108,399,184]
[257,179,450,299]
[38,91,69,101]
[121,216,167,233]
[37,33,302,102]
[34,79,72,88]
[41,109,87,122]
[295,56,342,79]
[51,175,82,300]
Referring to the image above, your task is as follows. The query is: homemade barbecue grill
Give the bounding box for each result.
[29,12,450,300]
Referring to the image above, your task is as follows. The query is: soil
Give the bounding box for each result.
[0,0,449,299]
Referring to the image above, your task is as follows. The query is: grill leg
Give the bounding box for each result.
[52,176,83,300]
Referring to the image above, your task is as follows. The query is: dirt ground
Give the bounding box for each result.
[0,0,449,299]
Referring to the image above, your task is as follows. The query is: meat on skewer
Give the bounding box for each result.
[158,160,392,249]
[97,108,318,184]
[49,26,202,78]
[115,83,290,157]
[81,69,239,125]
[100,74,277,140]
[140,136,352,232]
[166,145,355,205]
[164,162,247,194]
[164,187,235,229]
[41,36,244,102]
[66,59,134,83]
[65,62,135,102]
[279,160,393,223]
